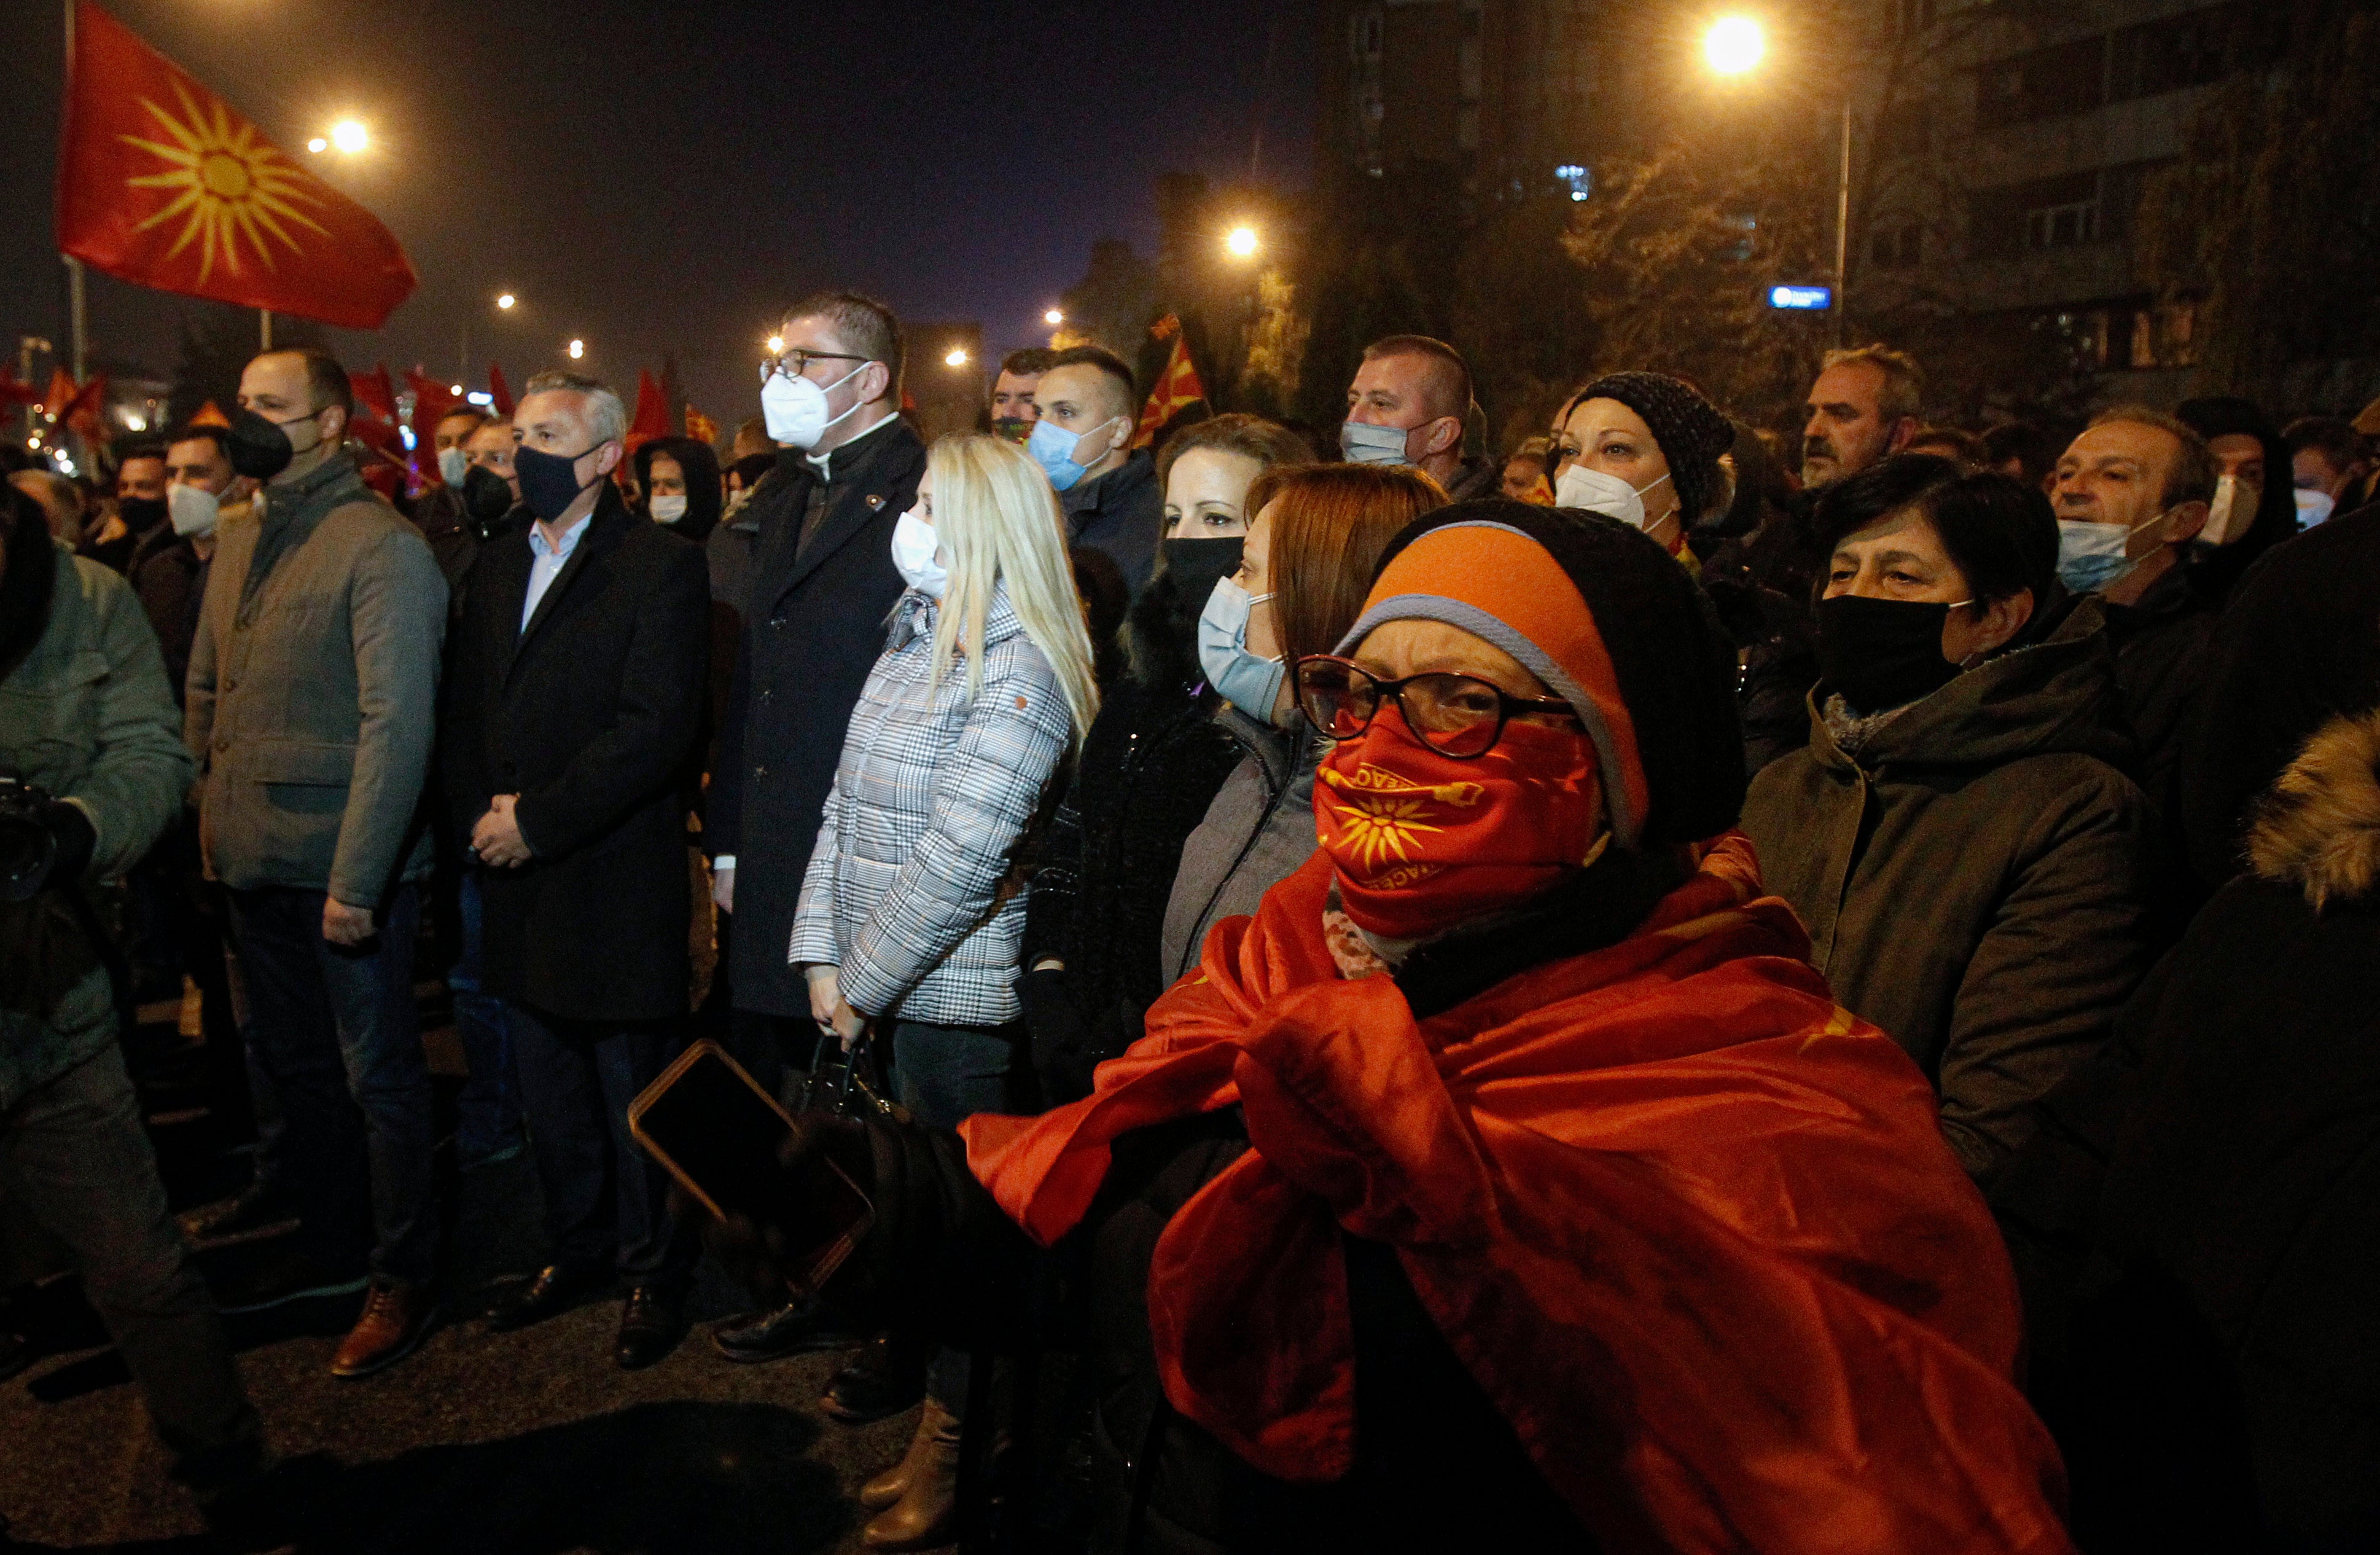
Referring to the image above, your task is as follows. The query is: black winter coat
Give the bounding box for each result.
[1017,605,1243,1102]
[1991,708,2380,1554]
[127,524,208,706]
[440,487,709,1022]
[2179,501,2380,888]
[711,420,926,1017]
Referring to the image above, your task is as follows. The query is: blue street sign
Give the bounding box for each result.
[1769,284,1833,311]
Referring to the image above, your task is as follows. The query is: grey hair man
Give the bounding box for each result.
[1800,345,1924,488]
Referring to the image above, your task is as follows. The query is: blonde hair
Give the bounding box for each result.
[924,434,1101,751]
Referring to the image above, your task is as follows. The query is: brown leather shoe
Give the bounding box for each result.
[861,1400,961,1549]
[330,1280,436,1379]
[859,1397,957,1511]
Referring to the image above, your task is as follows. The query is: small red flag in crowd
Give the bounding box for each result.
[1134,315,1209,449]
[0,369,37,409]
[626,369,671,454]
[684,404,719,446]
[353,364,400,428]
[187,399,231,429]
[488,363,515,417]
[54,0,418,329]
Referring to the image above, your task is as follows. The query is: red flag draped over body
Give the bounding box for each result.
[55,0,418,328]
[962,837,2075,1554]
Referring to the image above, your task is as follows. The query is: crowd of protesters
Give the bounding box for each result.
[2,291,2375,1555]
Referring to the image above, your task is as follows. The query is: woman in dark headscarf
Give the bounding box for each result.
[633,436,722,546]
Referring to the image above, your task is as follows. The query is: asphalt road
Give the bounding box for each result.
[0,1000,916,1555]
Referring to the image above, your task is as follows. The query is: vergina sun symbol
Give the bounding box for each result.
[119,79,329,284]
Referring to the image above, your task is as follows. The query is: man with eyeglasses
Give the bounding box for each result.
[706,291,927,1371]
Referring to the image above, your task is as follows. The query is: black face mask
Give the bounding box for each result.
[225,407,322,481]
[513,443,597,523]
[990,417,1034,445]
[117,496,168,533]
[1814,593,1968,716]
[1160,537,1244,633]
[461,463,516,527]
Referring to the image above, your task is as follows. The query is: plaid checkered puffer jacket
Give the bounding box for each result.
[790,584,1072,1026]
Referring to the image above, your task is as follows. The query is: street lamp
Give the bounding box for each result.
[765,334,786,355]
[1043,308,1064,326]
[567,339,585,360]
[1704,14,1851,347]
[1704,15,1765,75]
[329,120,369,154]
[1225,225,1260,259]
[944,347,969,368]
[496,292,517,310]
[306,136,327,154]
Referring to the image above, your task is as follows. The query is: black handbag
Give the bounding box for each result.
[793,1024,907,1124]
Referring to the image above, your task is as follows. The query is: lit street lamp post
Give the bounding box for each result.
[1706,15,1852,347]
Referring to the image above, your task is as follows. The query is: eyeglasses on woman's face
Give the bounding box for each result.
[1293,654,1578,759]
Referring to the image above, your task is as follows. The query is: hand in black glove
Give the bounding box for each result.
[680,1110,878,1302]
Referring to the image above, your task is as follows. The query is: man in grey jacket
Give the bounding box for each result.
[185,348,448,1379]
[0,486,265,1514]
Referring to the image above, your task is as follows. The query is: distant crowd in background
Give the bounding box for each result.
[4,292,2376,1554]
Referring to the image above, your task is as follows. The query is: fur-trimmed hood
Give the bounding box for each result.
[2247,708,2380,910]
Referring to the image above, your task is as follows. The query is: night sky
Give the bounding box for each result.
[0,0,1313,426]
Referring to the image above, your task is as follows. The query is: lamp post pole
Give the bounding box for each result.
[1834,94,1852,348]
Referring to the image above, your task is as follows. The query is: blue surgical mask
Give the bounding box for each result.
[2296,487,2336,529]
[1029,415,1120,493]
[1339,420,1411,466]
[1196,576,1285,717]
[2056,511,2166,595]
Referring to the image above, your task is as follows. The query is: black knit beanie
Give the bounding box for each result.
[1566,372,1736,526]
[1354,498,1747,847]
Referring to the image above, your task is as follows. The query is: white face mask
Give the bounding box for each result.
[2199,472,2258,547]
[1339,420,1412,466]
[436,445,469,487]
[167,482,220,539]
[889,508,948,598]
[760,360,871,450]
[2295,487,2336,529]
[649,493,689,525]
[1553,462,1672,531]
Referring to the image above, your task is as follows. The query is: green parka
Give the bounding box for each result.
[1741,598,2156,1187]
[0,540,193,1113]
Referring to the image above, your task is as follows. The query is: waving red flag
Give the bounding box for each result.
[353,362,399,428]
[41,368,79,421]
[0,370,36,410]
[187,399,230,429]
[55,0,418,328]
[63,374,112,445]
[1134,315,1209,448]
[625,369,670,453]
[487,362,514,418]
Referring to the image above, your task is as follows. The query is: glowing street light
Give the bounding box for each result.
[1704,15,1765,76]
[329,119,369,154]
[306,136,327,154]
[1224,225,1260,259]
[496,292,517,310]
[765,334,786,355]
[1044,308,1064,326]
[567,339,585,359]
[945,347,970,368]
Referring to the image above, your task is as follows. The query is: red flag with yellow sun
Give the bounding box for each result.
[1133,315,1209,449]
[55,1,418,329]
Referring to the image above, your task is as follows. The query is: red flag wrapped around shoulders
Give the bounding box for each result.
[963,837,2074,1554]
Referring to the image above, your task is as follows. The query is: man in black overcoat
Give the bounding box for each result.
[705,291,927,1366]
[440,370,709,1370]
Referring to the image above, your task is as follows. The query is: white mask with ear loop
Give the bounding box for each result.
[1553,462,1672,530]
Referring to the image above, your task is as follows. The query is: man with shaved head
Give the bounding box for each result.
[1340,334,1497,500]
[1027,343,1165,592]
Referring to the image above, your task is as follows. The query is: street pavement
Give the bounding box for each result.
[0,997,915,1554]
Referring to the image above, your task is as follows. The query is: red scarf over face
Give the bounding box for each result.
[961,837,2074,1554]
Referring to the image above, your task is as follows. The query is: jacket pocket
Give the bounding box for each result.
[244,738,357,785]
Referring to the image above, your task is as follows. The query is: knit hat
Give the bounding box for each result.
[1564,372,1736,526]
[1338,498,1746,849]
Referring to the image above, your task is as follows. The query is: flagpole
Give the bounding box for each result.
[260,309,272,351]
[61,0,87,383]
